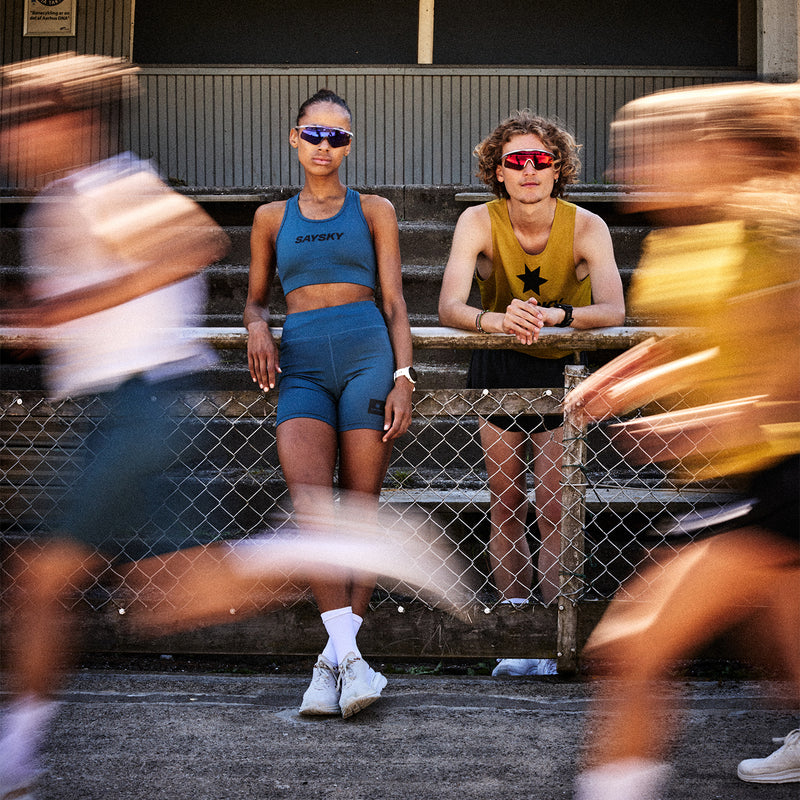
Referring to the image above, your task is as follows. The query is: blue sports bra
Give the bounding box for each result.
[275,188,377,295]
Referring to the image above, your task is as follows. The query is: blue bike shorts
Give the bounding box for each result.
[277,301,394,433]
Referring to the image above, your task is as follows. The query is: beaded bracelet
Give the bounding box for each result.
[476,309,488,332]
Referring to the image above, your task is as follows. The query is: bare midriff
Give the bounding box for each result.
[285,282,375,314]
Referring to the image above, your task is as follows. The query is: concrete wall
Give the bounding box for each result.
[758,0,800,80]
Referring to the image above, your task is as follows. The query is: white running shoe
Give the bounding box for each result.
[737,728,800,783]
[0,745,40,800]
[337,652,387,719]
[298,656,340,715]
[0,785,35,800]
[0,767,37,800]
[491,658,557,677]
[574,758,670,800]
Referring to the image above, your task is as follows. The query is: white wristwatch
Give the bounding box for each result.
[393,366,418,390]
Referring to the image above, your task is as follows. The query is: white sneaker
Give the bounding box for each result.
[575,758,670,800]
[0,767,37,800]
[298,656,340,715]
[0,743,40,800]
[0,696,55,800]
[738,728,800,783]
[337,652,387,719]
[0,785,36,800]
[535,658,558,675]
[491,658,557,677]
[0,786,36,800]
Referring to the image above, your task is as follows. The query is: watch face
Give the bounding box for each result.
[407,366,418,382]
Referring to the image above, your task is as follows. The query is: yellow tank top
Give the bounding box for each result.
[630,221,800,480]
[477,197,591,358]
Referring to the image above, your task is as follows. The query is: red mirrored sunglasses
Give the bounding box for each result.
[501,149,556,171]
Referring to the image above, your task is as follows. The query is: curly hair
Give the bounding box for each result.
[474,110,581,199]
[296,88,352,126]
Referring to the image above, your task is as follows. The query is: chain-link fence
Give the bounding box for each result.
[1,330,742,662]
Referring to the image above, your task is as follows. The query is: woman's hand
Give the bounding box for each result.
[382,381,413,442]
[247,320,281,391]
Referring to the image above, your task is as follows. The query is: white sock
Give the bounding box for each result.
[320,610,364,665]
[0,695,59,783]
[501,598,529,606]
[574,758,670,800]
[320,606,360,666]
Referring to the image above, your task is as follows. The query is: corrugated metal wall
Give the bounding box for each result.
[1,2,754,189]
[127,67,754,188]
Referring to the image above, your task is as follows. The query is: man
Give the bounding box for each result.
[438,110,624,675]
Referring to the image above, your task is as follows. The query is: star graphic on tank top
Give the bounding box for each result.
[516,263,547,295]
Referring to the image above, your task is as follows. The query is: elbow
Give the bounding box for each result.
[606,311,625,327]
[437,299,453,327]
[204,229,230,265]
[599,300,626,328]
[382,295,410,325]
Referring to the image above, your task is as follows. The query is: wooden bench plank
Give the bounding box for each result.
[0,325,684,352]
[0,600,606,659]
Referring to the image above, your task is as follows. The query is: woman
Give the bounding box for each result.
[438,111,624,676]
[244,89,415,718]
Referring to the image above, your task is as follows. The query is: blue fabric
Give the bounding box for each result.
[277,301,393,432]
[54,375,202,560]
[275,188,377,295]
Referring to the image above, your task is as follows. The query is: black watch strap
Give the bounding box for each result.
[554,303,574,327]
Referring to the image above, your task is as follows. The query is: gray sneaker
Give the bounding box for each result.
[738,729,800,783]
[337,652,387,719]
[298,656,340,715]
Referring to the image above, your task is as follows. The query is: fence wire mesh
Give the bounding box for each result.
[1,370,741,616]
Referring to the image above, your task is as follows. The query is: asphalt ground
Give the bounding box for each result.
[2,666,798,800]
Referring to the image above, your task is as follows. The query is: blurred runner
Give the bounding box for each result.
[0,55,471,800]
[565,81,800,800]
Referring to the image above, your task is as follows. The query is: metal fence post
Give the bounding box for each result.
[557,363,589,674]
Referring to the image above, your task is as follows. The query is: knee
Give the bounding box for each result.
[15,544,89,600]
[489,480,527,511]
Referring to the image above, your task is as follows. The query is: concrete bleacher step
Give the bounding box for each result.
[1,187,663,531]
[2,188,649,333]
[201,224,648,331]
[2,379,740,536]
